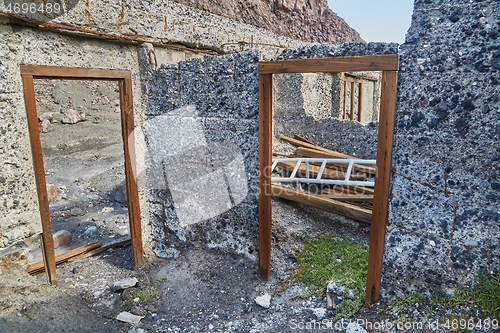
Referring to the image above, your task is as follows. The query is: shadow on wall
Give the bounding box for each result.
[144,105,248,227]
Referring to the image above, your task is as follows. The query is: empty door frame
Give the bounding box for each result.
[20,65,144,285]
[258,55,399,304]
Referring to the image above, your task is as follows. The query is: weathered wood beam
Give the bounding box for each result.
[274,156,366,180]
[27,242,102,275]
[259,55,400,74]
[319,193,374,203]
[69,239,131,261]
[271,184,372,224]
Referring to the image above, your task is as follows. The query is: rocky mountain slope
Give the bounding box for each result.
[172,0,363,44]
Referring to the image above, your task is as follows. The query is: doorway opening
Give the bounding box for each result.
[257,55,399,304]
[21,65,144,285]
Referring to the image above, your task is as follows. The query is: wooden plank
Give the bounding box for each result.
[295,147,376,176]
[280,135,334,153]
[365,70,398,304]
[27,242,102,275]
[119,78,144,267]
[70,239,131,261]
[271,184,372,224]
[326,185,375,196]
[319,193,374,203]
[342,81,347,120]
[258,74,273,280]
[20,65,130,80]
[258,55,400,74]
[358,82,363,122]
[292,134,314,145]
[350,81,355,120]
[273,157,366,180]
[21,73,58,285]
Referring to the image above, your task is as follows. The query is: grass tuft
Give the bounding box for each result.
[285,233,368,318]
[431,271,500,318]
[122,278,164,311]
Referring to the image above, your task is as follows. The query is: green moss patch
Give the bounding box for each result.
[284,233,369,318]
[431,271,500,318]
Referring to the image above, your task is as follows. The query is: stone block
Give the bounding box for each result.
[52,230,72,249]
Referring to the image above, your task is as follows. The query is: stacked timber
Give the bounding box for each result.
[272,135,375,224]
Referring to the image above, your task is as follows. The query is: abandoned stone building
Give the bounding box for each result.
[0,0,499,308]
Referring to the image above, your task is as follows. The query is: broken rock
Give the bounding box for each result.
[52,230,72,248]
[116,311,144,324]
[38,119,50,133]
[346,323,368,333]
[61,108,85,124]
[110,182,127,204]
[255,294,271,309]
[112,277,138,291]
[310,307,326,320]
[38,112,54,122]
[46,184,59,202]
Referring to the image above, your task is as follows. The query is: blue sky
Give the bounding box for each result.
[327,1,414,44]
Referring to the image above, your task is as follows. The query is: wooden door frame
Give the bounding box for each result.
[20,65,144,285]
[257,55,399,304]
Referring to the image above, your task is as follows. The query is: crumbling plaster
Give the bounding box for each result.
[0,0,309,59]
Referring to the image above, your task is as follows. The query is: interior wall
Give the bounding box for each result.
[385,0,500,295]
[0,23,156,256]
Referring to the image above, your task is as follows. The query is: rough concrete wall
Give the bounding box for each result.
[0,22,151,252]
[0,0,309,59]
[142,50,259,260]
[171,0,363,44]
[385,0,500,295]
[301,73,342,119]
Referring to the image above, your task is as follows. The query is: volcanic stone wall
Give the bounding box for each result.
[142,50,260,259]
[384,0,500,295]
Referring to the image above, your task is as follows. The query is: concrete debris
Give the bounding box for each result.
[326,281,355,308]
[61,108,85,124]
[52,230,72,249]
[164,247,181,259]
[84,226,97,235]
[464,240,479,248]
[38,119,50,133]
[346,323,368,333]
[116,311,144,324]
[326,281,345,295]
[310,307,327,320]
[38,112,54,122]
[110,182,127,204]
[70,207,85,217]
[255,294,271,309]
[127,327,145,333]
[101,207,115,213]
[112,277,138,291]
